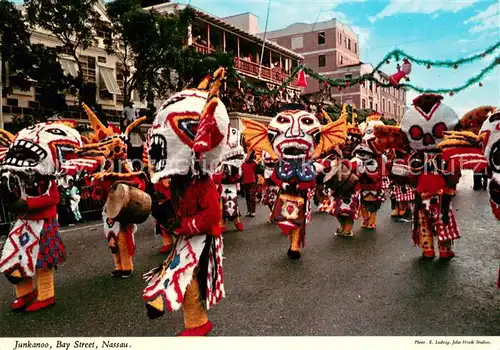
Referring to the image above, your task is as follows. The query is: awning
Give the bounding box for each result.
[99,66,122,95]
[59,58,78,77]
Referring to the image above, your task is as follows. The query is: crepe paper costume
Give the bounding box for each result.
[0,122,99,312]
[213,127,245,232]
[78,104,151,279]
[320,106,362,236]
[258,151,279,221]
[387,149,415,222]
[373,94,485,260]
[242,106,347,259]
[351,114,390,230]
[438,107,499,286]
[142,68,229,337]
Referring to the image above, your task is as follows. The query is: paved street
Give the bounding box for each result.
[0,171,498,336]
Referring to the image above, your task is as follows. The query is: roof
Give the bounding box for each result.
[262,19,359,40]
[144,2,303,60]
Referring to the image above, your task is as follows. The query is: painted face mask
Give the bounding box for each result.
[0,122,82,176]
[400,94,459,152]
[267,109,322,161]
[480,108,500,219]
[146,69,229,184]
[220,127,246,168]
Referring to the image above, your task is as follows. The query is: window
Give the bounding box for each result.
[7,98,18,106]
[318,55,326,67]
[28,101,40,109]
[393,102,396,115]
[388,102,391,113]
[347,38,351,50]
[116,62,125,104]
[369,81,372,91]
[98,56,107,64]
[382,98,385,112]
[95,20,111,39]
[339,32,342,43]
[339,55,343,65]
[375,103,378,112]
[79,55,96,83]
[318,32,326,45]
[354,43,357,54]
[345,74,352,80]
[370,101,373,110]
[362,99,366,109]
[291,36,303,49]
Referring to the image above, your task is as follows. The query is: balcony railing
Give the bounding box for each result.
[193,42,215,55]
[233,57,299,88]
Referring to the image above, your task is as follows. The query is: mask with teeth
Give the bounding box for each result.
[267,108,321,161]
[220,128,246,168]
[146,68,230,184]
[480,107,500,219]
[0,122,82,176]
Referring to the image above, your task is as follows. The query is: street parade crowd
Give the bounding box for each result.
[0,67,498,336]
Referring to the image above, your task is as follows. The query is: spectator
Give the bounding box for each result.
[122,102,137,130]
[66,178,82,225]
[58,183,75,226]
[241,152,259,217]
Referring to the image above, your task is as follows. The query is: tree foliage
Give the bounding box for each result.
[24,0,100,87]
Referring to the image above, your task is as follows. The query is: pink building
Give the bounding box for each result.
[263,19,406,121]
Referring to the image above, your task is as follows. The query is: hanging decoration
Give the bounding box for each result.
[229,41,500,97]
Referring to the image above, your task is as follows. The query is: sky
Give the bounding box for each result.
[175,0,500,115]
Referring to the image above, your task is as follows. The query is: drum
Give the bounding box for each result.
[106,183,152,224]
[323,161,359,196]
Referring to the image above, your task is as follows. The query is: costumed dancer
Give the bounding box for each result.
[79,104,151,278]
[373,94,482,259]
[242,105,347,259]
[437,106,498,285]
[387,147,415,222]
[0,122,99,311]
[142,68,229,336]
[319,105,362,237]
[213,127,246,232]
[352,113,389,229]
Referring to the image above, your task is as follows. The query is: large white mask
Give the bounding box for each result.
[147,89,229,184]
[268,108,321,161]
[480,108,500,219]
[0,122,82,175]
[400,94,459,151]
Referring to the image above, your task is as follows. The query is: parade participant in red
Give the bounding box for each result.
[374,94,484,260]
[241,152,258,217]
[79,105,150,279]
[0,122,99,311]
[243,106,346,259]
[213,127,246,232]
[142,68,228,336]
[352,113,389,229]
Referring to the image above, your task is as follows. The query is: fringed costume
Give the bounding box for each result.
[79,105,151,278]
[438,106,498,285]
[213,127,246,232]
[142,69,229,336]
[388,149,415,222]
[320,105,362,236]
[352,114,389,229]
[260,151,279,220]
[373,94,484,260]
[242,106,347,259]
[0,122,99,311]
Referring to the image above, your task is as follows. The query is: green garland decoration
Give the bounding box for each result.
[229,41,500,96]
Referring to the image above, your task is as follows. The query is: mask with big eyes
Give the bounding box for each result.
[147,89,229,183]
[0,122,82,176]
[401,94,459,151]
[220,127,246,168]
[341,132,362,158]
[267,110,321,161]
[479,108,500,219]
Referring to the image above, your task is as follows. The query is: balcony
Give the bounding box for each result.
[193,42,215,55]
[233,57,299,88]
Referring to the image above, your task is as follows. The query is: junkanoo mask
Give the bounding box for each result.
[220,127,246,168]
[400,94,459,152]
[480,108,500,219]
[146,68,230,184]
[0,122,83,176]
[242,106,347,163]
